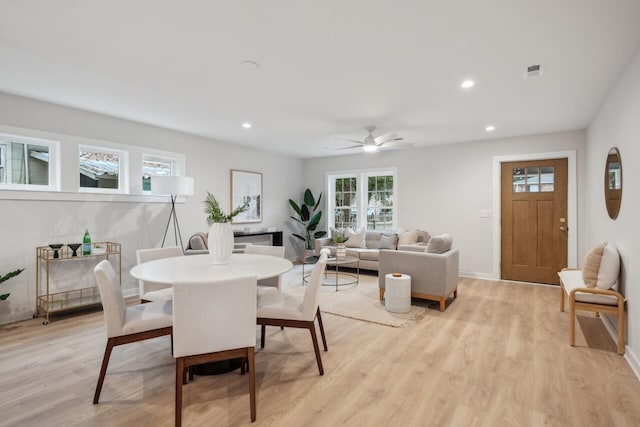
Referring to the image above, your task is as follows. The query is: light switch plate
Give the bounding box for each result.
[480,210,492,218]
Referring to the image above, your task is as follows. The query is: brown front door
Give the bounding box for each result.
[501,158,568,285]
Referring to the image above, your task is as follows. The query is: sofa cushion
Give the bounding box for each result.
[426,234,453,254]
[379,234,397,250]
[345,227,367,248]
[398,229,418,245]
[582,242,619,290]
[357,249,379,261]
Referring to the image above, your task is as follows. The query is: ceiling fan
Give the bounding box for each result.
[335,126,414,152]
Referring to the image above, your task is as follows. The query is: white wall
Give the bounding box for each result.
[0,92,304,324]
[586,47,640,362]
[303,130,587,278]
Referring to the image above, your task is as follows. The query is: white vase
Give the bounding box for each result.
[207,222,234,265]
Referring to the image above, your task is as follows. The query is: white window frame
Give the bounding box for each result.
[327,167,398,231]
[78,144,128,194]
[141,152,179,194]
[0,133,60,192]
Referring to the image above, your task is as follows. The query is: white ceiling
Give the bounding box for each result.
[1,1,639,159]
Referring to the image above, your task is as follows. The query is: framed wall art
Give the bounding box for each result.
[230,169,262,223]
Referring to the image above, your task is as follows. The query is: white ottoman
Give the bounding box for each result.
[385,273,411,313]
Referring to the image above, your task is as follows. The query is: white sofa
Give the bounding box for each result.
[314,229,430,271]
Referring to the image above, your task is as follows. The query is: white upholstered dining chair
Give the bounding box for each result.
[257,249,329,375]
[93,260,173,404]
[136,246,183,303]
[172,275,258,425]
[244,244,286,292]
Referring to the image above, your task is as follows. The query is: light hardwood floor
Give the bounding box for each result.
[1,276,639,426]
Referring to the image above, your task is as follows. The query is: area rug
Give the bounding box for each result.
[281,266,427,327]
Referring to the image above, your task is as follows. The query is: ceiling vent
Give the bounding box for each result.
[526,64,543,78]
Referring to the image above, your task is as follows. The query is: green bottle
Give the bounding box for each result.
[82,230,92,256]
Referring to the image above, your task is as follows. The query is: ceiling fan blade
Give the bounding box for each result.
[381,141,414,149]
[374,133,397,144]
[335,137,365,144]
[334,145,364,150]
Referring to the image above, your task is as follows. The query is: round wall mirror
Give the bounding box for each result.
[604,147,622,219]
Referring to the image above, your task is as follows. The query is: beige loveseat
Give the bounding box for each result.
[314,229,430,271]
[378,247,459,311]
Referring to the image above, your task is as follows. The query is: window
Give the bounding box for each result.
[512,166,554,193]
[0,133,58,191]
[333,176,358,229]
[79,145,126,193]
[328,169,397,231]
[142,155,174,192]
[366,174,394,229]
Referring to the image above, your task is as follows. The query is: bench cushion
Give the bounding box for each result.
[559,270,619,305]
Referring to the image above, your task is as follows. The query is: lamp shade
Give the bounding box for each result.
[151,176,194,196]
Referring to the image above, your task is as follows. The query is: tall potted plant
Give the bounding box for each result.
[1,268,24,301]
[203,192,248,264]
[289,189,327,256]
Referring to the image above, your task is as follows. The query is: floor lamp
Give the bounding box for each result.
[151,176,194,252]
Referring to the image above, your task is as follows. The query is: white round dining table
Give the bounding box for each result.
[130,253,293,284]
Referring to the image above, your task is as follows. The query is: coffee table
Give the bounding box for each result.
[303,255,360,291]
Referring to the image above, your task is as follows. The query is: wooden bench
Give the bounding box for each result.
[558,268,625,355]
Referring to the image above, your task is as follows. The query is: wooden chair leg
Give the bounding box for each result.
[188,366,194,381]
[93,338,115,404]
[379,288,385,301]
[316,308,328,351]
[241,358,246,375]
[260,325,266,349]
[309,322,324,375]
[439,298,445,312]
[248,348,256,422]
[618,301,625,355]
[560,285,565,312]
[176,358,184,427]
[569,298,576,347]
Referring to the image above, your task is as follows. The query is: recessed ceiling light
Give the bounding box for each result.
[460,80,475,89]
[242,122,252,129]
[240,60,260,70]
[485,125,496,132]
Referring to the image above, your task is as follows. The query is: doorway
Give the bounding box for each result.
[500,158,568,285]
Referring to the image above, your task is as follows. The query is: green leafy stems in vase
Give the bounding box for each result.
[332,234,348,245]
[203,191,249,224]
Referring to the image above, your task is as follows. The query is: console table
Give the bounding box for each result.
[234,230,283,246]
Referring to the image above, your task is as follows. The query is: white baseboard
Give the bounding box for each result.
[0,308,36,325]
[459,271,499,281]
[600,315,640,381]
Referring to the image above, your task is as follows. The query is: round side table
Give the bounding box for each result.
[385,273,411,313]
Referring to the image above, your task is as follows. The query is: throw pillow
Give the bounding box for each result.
[582,242,620,289]
[397,229,418,245]
[344,227,366,248]
[582,243,605,288]
[379,233,398,250]
[426,234,453,254]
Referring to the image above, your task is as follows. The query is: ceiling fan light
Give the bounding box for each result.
[363,144,378,153]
